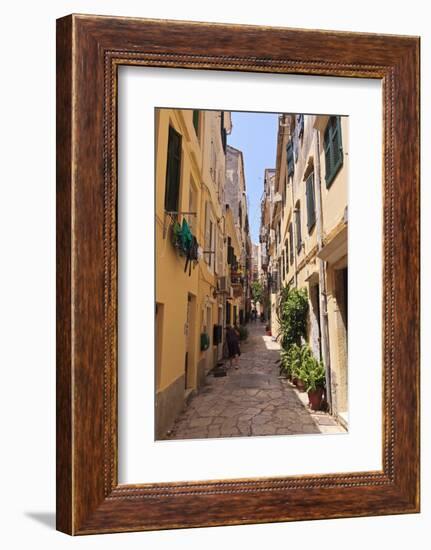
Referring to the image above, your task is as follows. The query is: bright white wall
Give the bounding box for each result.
[0,1,427,548]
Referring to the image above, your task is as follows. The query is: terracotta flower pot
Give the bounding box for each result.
[308,387,325,410]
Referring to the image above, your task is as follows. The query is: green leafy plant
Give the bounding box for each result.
[277,286,309,351]
[280,343,301,378]
[251,280,264,305]
[304,355,326,392]
[281,343,326,392]
[294,344,326,391]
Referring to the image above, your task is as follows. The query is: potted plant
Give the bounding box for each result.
[294,357,309,392]
[287,344,302,387]
[279,345,297,380]
[303,355,326,410]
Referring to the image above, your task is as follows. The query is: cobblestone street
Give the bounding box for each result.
[166,323,346,440]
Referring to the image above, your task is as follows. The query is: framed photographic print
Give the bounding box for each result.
[56,14,420,535]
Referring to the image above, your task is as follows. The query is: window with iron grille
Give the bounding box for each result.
[324,116,343,187]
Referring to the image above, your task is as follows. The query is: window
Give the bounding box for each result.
[297,114,304,138]
[285,240,289,272]
[282,250,285,280]
[220,111,227,153]
[192,110,199,137]
[205,201,214,269]
[227,237,233,265]
[306,172,316,231]
[278,259,282,289]
[295,203,302,253]
[286,139,294,177]
[324,116,343,187]
[209,220,213,268]
[164,126,182,212]
[188,183,196,231]
[289,224,294,264]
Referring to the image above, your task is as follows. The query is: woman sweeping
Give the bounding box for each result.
[225,325,241,369]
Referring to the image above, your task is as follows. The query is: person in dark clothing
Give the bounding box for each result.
[225,325,240,369]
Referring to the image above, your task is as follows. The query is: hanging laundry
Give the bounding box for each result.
[180,218,193,255]
[184,235,199,276]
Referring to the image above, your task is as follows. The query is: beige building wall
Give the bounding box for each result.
[266,113,349,423]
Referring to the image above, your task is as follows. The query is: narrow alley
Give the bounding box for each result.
[166,323,345,440]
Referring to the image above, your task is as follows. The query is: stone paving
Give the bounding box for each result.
[165,323,346,440]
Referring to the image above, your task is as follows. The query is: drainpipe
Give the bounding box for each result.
[314,127,333,413]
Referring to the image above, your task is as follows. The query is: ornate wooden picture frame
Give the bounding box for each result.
[56,14,420,535]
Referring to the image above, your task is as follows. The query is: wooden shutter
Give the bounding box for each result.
[165,126,182,212]
[289,224,294,264]
[204,201,210,264]
[333,116,343,167]
[324,123,333,184]
[306,173,316,231]
[297,114,304,138]
[324,116,343,187]
[209,220,213,269]
[295,205,302,252]
[216,229,224,275]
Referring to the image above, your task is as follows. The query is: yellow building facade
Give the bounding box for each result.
[262,113,348,425]
[155,108,252,438]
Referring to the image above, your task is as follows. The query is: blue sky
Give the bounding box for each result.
[227,111,279,244]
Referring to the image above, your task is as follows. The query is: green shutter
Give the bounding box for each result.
[165,126,182,212]
[295,206,302,252]
[333,116,343,167]
[289,224,294,263]
[324,116,343,187]
[306,173,316,231]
